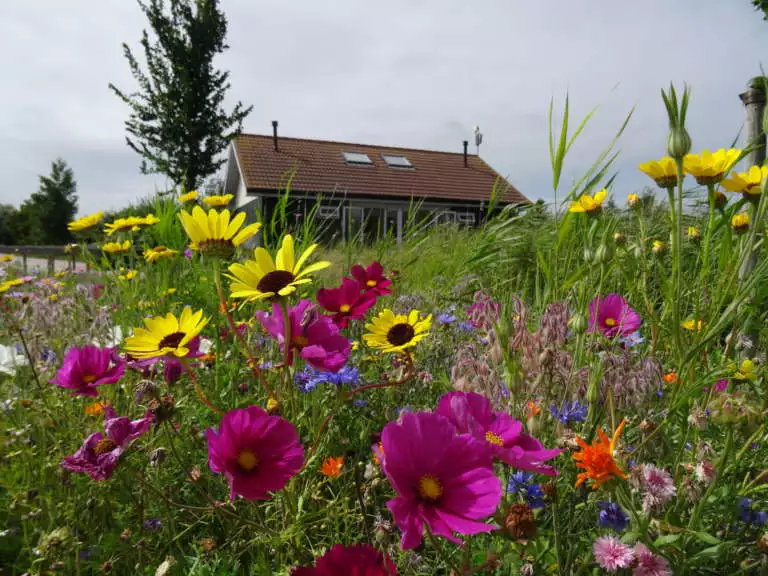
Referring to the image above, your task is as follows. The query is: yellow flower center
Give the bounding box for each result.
[82,374,98,384]
[237,450,259,472]
[292,335,309,349]
[339,304,351,313]
[485,431,505,446]
[417,474,443,501]
[604,318,617,327]
[366,280,377,287]
[93,438,118,455]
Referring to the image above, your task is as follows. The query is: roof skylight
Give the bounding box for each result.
[342,151,373,165]
[381,154,413,169]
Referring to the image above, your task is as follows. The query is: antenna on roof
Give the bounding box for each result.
[474,125,483,156]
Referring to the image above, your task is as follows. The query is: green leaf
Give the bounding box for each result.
[692,531,721,545]
[653,534,682,547]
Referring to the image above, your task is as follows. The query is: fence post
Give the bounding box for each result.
[47,256,54,276]
[22,250,28,275]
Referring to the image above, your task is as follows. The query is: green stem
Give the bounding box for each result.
[425,528,462,575]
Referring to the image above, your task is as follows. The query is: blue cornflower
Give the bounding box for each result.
[550,400,588,425]
[619,331,645,348]
[457,321,475,333]
[40,347,57,364]
[295,366,361,392]
[143,518,162,531]
[597,501,629,531]
[437,313,458,325]
[507,471,546,509]
[738,498,768,526]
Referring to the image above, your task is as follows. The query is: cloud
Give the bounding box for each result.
[0,0,765,212]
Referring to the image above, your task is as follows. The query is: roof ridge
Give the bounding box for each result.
[237,133,477,157]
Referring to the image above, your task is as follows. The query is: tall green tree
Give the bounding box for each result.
[21,159,79,245]
[109,0,252,191]
[753,0,768,19]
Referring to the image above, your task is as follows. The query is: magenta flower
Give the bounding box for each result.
[633,543,672,576]
[593,536,635,572]
[380,411,501,549]
[49,346,125,397]
[588,294,642,338]
[317,278,377,328]
[435,391,562,476]
[61,406,153,480]
[351,262,392,296]
[292,544,397,575]
[256,300,351,372]
[206,406,304,501]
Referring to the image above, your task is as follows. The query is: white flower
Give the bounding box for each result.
[91,325,124,348]
[0,344,28,376]
[199,337,213,355]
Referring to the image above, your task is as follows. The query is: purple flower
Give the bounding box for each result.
[49,346,125,397]
[633,543,672,576]
[598,501,629,531]
[738,498,768,526]
[381,411,501,549]
[61,406,153,480]
[588,294,642,338]
[184,249,194,259]
[638,464,676,513]
[550,400,588,425]
[295,366,361,392]
[143,517,162,531]
[437,313,458,325]
[457,321,475,333]
[619,331,645,348]
[507,471,546,509]
[256,300,351,372]
[436,391,562,475]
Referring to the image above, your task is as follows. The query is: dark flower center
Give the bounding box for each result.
[257,270,295,295]
[94,438,118,455]
[158,332,186,350]
[386,323,415,346]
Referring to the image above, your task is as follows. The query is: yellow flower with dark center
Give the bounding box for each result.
[68,211,104,232]
[227,234,330,301]
[105,216,143,235]
[651,240,666,254]
[363,309,431,353]
[179,206,261,258]
[683,149,742,185]
[144,246,179,263]
[731,212,750,234]
[627,193,640,207]
[721,165,768,196]
[0,255,14,263]
[139,214,160,227]
[179,190,199,203]
[568,189,608,214]
[102,240,133,254]
[3,278,24,288]
[687,226,701,242]
[681,319,706,331]
[124,307,209,360]
[203,194,234,207]
[117,270,138,281]
[638,157,680,189]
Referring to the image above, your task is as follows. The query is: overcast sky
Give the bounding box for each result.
[1,0,765,214]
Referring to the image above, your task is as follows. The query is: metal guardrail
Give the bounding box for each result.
[0,245,100,275]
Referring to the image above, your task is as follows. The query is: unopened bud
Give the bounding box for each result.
[627,193,640,208]
[687,226,701,243]
[613,232,626,246]
[570,313,588,334]
[652,240,666,255]
[714,191,728,210]
[266,397,280,415]
[667,127,692,160]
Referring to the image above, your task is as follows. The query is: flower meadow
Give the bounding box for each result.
[3,87,768,575]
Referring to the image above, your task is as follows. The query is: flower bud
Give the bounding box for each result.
[613,232,626,246]
[687,226,701,243]
[593,244,609,263]
[714,191,728,210]
[266,397,281,415]
[627,193,640,208]
[667,127,692,160]
[732,213,750,235]
[652,240,666,255]
[570,313,588,334]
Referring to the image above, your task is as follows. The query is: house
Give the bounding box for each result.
[223,122,529,243]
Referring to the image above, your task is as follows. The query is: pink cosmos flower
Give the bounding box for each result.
[351,262,392,296]
[593,536,635,572]
[61,406,153,480]
[714,379,729,393]
[380,411,502,549]
[317,278,377,328]
[256,299,351,372]
[49,345,125,397]
[633,543,672,576]
[435,391,562,476]
[206,406,304,501]
[588,294,642,338]
[292,544,397,575]
[638,464,676,513]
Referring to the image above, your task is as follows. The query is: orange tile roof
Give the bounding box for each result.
[233,134,528,205]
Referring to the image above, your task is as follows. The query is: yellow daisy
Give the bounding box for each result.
[144,246,179,263]
[139,214,161,227]
[105,216,143,235]
[68,211,104,232]
[731,212,750,234]
[638,157,680,189]
[203,194,234,207]
[102,240,133,254]
[363,309,432,353]
[179,190,199,204]
[721,165,768,197]
[683,149,742,185]
[0,255,14,263]
[681,319,706,331]
[732,359,758,381]
[568,189,608,214]
[117,270,138,281]
[627,193,640,207]
[652,240,666,254]
[124,307,209,360]
[227,234,330,301]
[179,206,261,258]
[3,278,24,288]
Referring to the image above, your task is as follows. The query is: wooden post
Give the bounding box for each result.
[21,250,27,275]
[47,256,55,276]
[740,87,766,167]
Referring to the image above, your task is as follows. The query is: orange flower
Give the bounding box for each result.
[663,372,678,384]
[372,442,385,466]
[84,401,108,416]
[572,419,627,489]
[320,456,345,478]
[525,400,541,419]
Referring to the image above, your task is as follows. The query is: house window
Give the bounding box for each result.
[318,206,340,219]
[381,154,413,169]
[457,212,476,225]
[342,152,373,165]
